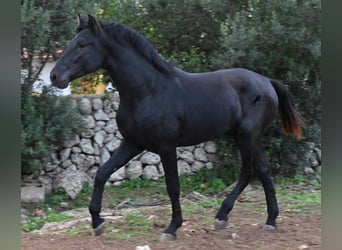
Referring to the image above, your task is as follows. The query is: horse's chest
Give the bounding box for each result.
[116,104,180,148]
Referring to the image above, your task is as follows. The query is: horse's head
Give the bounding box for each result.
[50,14,105,89]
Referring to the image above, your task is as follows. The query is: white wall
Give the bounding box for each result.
[32,61,71,96]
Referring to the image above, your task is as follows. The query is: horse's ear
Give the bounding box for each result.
[87,14,103,36]
[76,14,88,32]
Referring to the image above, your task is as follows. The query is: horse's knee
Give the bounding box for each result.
[95,167,112,185]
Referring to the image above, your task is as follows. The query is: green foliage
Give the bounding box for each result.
[98,0,238,73]
[22,206,71,232]
[212,137,241,183]
[44,188,70,207]
[179,168,233,194]
[21,87,85,174]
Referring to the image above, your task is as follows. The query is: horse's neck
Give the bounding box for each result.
[104,48,158,101]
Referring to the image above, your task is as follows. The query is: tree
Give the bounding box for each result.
[21,0,104,174]
[98,0,249,72]
[21,0,99,87]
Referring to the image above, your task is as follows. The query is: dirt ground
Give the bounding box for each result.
[21,186,321,250]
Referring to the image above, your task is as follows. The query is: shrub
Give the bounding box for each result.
[21,86,85,175]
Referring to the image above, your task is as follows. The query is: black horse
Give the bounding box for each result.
[50,14,305,241]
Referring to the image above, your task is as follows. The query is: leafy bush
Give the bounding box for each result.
[21,86,85,175]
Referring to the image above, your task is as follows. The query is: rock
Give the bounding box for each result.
[93,144,100,156]
[66,164,77,172]
[82,115,96,129]
[109,167,126,182]
[100,148,111,165]
[94,109,109,121]
[116,131,123,140]
[126,161,143,179]
[59,148,71,162]
[92,98,103,110]
[103,99,112,113]
[140,152,161,165]
[143,165,160,180]
[71,153,86,165]
[314,147,321,161]
[80,155,96,171]
[21,185,45,203]
[311,159,319,167]
[54,170,92,199]
[205,141,217,153]
[60,202,69,209]
[206,162,214,169]
[81,129,94,139]
[194,148,208,162]
[38,176,53,195]
[95,121,106,129]
[80,139,94,154]
[182,146,195,152]
[135,245,151,250]
[87,166,98,178]
[49,152,61,165]
[191,161,205,172]
[78,98,92,115]
[105,137,121,152]
[103,133,114,143]
[44,162,59,172]
[71,146,82,153]
[61,160,72,169]
[306,142,315,150]
[104,119,118,133]
[94,131,106,147]
[63,135,80,148]
[304,167,315,175]
[179,150,195,164]
[177,160,192,176]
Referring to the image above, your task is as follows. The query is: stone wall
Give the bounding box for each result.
[25,93,218,200]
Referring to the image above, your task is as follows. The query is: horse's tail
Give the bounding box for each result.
[270,79,306,140]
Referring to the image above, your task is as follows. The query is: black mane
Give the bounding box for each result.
[100,21,176,77]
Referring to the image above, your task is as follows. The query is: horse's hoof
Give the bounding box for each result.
[214,219,228,230]
[93,221,106,236]
[262,224,276,232]
[159,233,177,242]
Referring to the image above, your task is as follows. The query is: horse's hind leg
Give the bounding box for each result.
[214,128,255,229]
[88,140,142,236]
[254,147,279,230]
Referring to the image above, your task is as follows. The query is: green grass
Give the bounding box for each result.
[107,210,153,240]
[22,207,72,232]
[277,189,321,213]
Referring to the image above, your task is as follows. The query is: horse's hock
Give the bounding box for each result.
[24,93,218,200]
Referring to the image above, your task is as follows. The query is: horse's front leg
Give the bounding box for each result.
[159,148,183,242]
[89,140,142,236]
